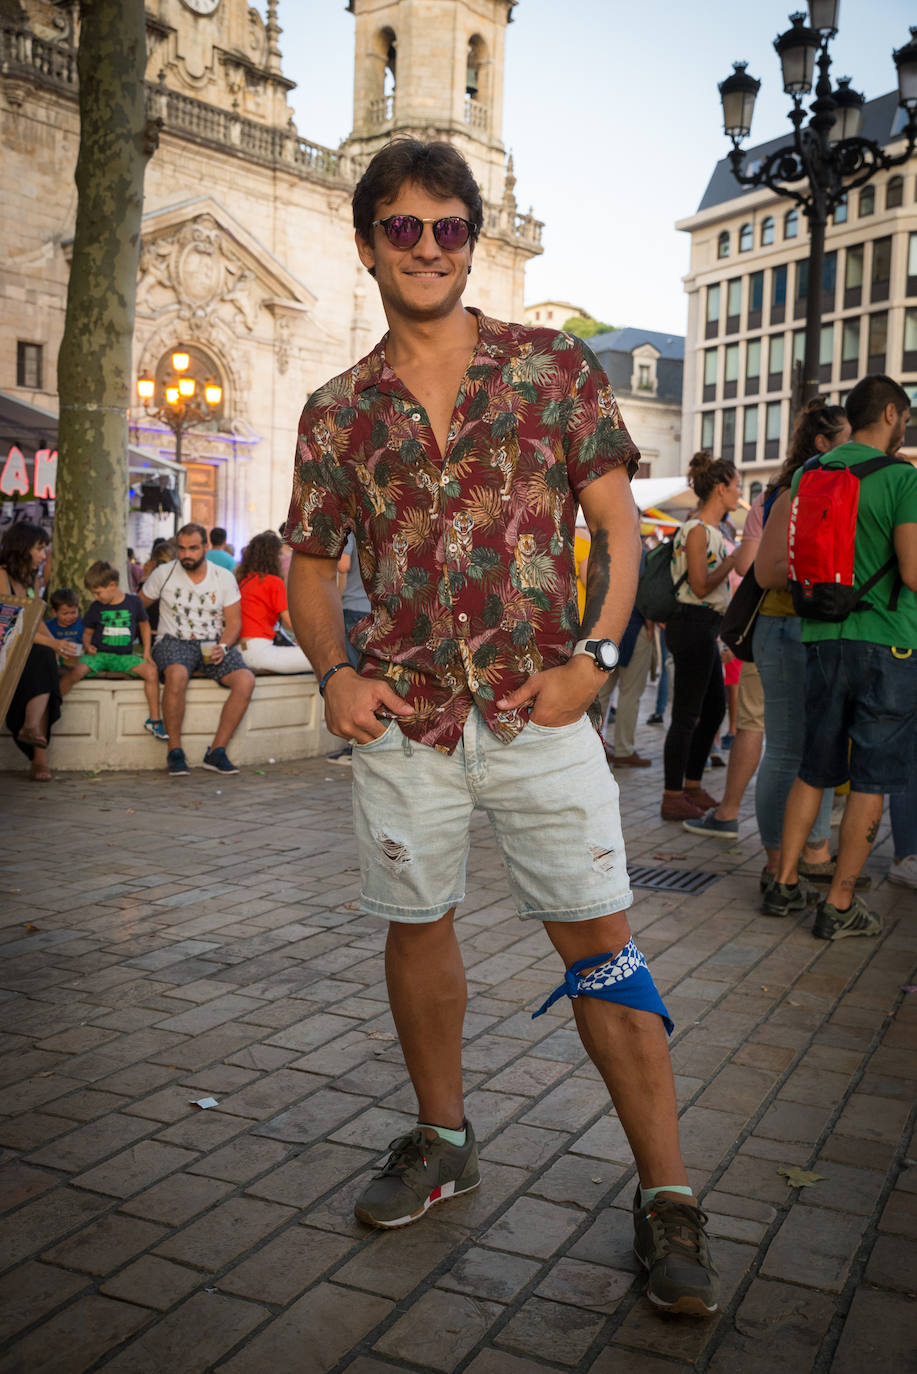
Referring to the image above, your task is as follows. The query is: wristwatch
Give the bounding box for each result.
[572,637,620,672]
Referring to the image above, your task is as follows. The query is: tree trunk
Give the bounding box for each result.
[53,0,149,598]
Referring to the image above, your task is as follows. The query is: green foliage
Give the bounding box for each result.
[563,315,615,338]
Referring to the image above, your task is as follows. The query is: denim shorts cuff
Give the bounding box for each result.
[798,767,848,791]
[359,893,466,923]
[518,890,634,922]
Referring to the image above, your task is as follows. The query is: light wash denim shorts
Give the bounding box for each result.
[351,708,633,924]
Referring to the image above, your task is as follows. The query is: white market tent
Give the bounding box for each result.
[630,477,693,512]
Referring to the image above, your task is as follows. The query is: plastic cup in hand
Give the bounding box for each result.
[200,640,218,664]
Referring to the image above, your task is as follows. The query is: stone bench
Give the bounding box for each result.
[0,672,334,772]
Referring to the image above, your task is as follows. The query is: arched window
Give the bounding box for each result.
[760,216,775,246]
[859,185,875,217]
[739,222,753,252]
[717,230,730,260]
[833,195,848,225]
[464,34,489,126]
[367,26,396,122]
[887,175,904,210]
[784,208,799,239]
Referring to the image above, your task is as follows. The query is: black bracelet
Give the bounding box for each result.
[318,661,353,696]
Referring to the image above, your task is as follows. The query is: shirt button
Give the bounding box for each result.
[448,543,458,554]
[411,412,421,422]
[458,613,468,623]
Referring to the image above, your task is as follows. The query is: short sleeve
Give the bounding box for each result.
[284,402,351,559]
[219,567,240,607]
[142,563,168,600]
[269,574,287,617]
[83,602,100,629]
[132,595,148,624]
[743,493,765,543]
[563,337,641,497]
[894,466,917,526]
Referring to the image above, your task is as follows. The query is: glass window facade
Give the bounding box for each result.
[701,411,715,448]
[724,343,739,382]
[746,339,762,378]
[704,349,718,385]
[727,279,742,318]
[768,334,785,377]
[766,402,782,441]
[784,208,799,238]
[739,223,753,252]
[761,217,775,246]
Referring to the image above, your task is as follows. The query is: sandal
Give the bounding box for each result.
[18,725,48,749]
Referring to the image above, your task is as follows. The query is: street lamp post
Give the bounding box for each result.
[718,6,917,407]
[136,349,222,523]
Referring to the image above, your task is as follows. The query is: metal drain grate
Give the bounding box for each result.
[629,865,723,896]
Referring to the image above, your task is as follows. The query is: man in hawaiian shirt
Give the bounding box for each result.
[285,140,717,1315]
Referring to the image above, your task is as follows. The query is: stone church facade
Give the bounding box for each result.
[1,0,542,545]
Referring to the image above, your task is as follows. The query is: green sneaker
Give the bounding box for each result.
[812,893,882,941]
[760,877,817,918]
[354,1123,479,1229]
[632,1189,719,1316]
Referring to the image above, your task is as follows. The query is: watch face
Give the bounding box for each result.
[181,0,220,15]
[596,639,619,670]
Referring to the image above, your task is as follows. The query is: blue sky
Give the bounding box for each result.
[272,1,914,335]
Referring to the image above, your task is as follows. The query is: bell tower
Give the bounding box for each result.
[343,0,516,206]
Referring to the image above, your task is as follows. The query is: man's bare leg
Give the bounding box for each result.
[710,728,762,820]
[211,668,255,750]
[544,912,688,1191]
[826,790,883,908]
[776,777,826,885]
[385,909,466,1129]
[162,664,189,749]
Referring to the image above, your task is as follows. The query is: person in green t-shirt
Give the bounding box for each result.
[755,374,917,941]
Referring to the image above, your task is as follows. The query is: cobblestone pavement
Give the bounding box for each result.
[1,703,915,1374]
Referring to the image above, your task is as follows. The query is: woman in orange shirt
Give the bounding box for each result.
[237,531,312,673]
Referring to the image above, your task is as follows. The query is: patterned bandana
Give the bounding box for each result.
[531,939,673,1034]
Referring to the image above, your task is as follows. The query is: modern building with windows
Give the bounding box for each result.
[589,328,684,480]
[676,93,917,496]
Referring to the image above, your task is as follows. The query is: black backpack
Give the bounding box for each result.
[634,540,688,622]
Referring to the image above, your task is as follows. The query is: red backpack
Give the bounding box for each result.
[787,454,901,622]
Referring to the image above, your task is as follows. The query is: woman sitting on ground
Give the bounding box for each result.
[236,531,312,673]
[0,522,78,781]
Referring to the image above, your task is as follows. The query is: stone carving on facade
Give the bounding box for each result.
[137,214,258,333]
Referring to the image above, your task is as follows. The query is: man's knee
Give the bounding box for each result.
[225,668,255,698]
[386,908,456,950]
[163,664,188,691]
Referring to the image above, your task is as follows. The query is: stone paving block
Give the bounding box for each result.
[834,1092,911,1145]
[463,1088,528,1141]
[818,1131,897,1172]
[3,1187,120,1269]
[864,1232,917,1293]
[34,1025,121,1055]
[217,1225,354,1304]
[42,1209,168,1278]
[25,1111,156,1173]
[675,1105,747,1171]
[761,1204,867,1290]
[185,1133,289,1184]
[224,1043,299,1072]
[335,1218,468,1299]
[494,1295,605,1368]
[527,1153,626,1211]
[0,1261,89,1343]
[120,1171,235,1225]
[47,1087,134,1122]
[754,1099,833,1145]
[705,1277,836,1374]
[100,1291,268,1374]
[877,1187,917,1238]
[374,1287,503,1371]
[153,1195,297,1271]
[95,1062,177,1096]
[146,1024,259,1071]
[0,1110,76,1152]
[0,1072,87,1115]
[221,1282,393,1374]
[263,1011,361,1053]
[213,1067,327,1120]
[71,1139,200,1198]
[778,1065,853,1109]
[246,1139,375,1209]
[519,1074,612,1133]
[567,1202,637,1273]
[797,1159,886,1217]
[154,1109,245,1153]
[480,1196,584,1260]
[0,1161,59,1211]
[586,1350,693,1374]
[732,1041,797,1073]
[0,1294,150,1374]
[482,1122,566,1171]
[99,1255,204,1312]
[253,1087,375,1145]
[830,1288,917,1373]
[121,1085,200,1124]
[438,1246,541,1303]
[696,1064,776,1118]
[534,1256,633,1313]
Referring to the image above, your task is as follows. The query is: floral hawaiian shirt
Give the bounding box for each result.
[285,310,640,753]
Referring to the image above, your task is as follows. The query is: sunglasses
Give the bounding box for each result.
[371,214,477,251]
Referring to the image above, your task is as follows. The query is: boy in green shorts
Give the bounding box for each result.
[81,560,166,740]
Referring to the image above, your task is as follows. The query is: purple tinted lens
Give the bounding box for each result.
[385,215,423,247]
[434,217,471,249]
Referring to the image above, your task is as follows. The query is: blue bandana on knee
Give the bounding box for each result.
[532,938,674,1035]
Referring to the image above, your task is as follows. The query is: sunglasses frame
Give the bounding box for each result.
[371,214,478,251]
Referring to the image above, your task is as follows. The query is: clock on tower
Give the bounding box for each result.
[180,0,221,15]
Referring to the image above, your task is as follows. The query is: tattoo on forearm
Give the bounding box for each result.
[581,530,610,636]
[866,819,879,844]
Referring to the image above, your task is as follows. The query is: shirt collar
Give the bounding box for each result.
[352,309,529,395]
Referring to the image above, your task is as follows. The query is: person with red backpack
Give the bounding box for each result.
[755,375,917,940]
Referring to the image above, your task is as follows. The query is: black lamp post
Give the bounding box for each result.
[718,5,917,406]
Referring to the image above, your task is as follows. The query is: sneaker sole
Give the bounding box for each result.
[633,1246,718,1316]
[813,918,882,941]
[354,1175,479,1229]
[201,761,239,775]
[681,820,738,839]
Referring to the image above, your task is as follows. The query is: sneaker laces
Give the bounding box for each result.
[645,1199,710,1261]
[374,1128,429,1179]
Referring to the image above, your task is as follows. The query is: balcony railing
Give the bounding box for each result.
[368,94,394,125]
[464,96,488,130]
